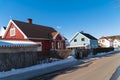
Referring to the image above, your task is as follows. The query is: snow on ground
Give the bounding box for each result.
[110,66,120,80]
[0,49,120,79]
[0,56,77,78]
[81,49,120,64]
[95,49,120,57]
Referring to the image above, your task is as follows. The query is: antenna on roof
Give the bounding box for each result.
[56,25,62,32]
[10,16,12,19]
[56,26,61,29]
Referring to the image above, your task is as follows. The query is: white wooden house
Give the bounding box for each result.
[98,37,113,47]
[0,26,6,38]
[67,32,98,49]
[113,39,120,48]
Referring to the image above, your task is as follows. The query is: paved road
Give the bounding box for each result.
[31,53,120,80]
[51,53,120,80]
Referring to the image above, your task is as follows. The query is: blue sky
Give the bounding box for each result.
[0,0,120,39]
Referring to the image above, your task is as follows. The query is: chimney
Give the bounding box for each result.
[27,18,32,24]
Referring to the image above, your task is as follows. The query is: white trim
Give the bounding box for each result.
[2,20,27,39]
[51,42,54,49]
[66,44,88,48]
[53,32,59,40]
[60,33,66,40]
[69,32,90,42]
[57,41,60,49]
[69,32,79,42]
[53,32,65,40]
[11,20,27,39]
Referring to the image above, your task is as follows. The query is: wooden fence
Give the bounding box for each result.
[0,45,38,71]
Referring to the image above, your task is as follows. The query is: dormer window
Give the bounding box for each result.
[10,28,15,36]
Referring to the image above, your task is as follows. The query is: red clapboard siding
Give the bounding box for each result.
[4,23,24,39]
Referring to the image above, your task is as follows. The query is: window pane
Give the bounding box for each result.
[81,38,85,41]
[74,39,77,42]
[10,28,15,36]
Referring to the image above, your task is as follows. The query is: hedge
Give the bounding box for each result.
[74,49,90,59]
[37,49,71,60]
[93,47,114,55]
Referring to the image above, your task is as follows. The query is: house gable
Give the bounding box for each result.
[68,32,98,49]
[3,19,66,51]
[3,20,27,39]
[51,32,66,50]
[54,34,62,40]
[98,38,111,47]
[12,20,57,39]
[52,32,64,40]
[70,32,90,45]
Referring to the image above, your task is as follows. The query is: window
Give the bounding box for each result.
[74,39,77,42]
[10,28,15,36]
[36,42,42,51]
[102,40,105,43]
[51,42,54,49]
[58,42,60,49]
[81,38,85,41]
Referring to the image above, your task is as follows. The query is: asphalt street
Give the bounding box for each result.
[31,52,120,80]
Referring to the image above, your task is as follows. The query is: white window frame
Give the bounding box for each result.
[10,28,15,36]
[58,42,60,49]
[52,42,54,49]
[36,42,42,51]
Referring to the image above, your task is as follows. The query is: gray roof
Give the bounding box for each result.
[80,32,97,40]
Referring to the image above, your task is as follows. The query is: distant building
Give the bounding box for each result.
[67,32,98,49]
[98,37,113,48]
[0,26,6,38]
[113,39,120,48]
[98,36,120,48]
[3,19,66,51]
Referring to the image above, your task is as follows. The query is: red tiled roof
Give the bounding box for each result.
[13,20,57,39]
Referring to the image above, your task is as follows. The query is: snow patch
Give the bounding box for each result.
[110,66,120,80]
[95,49,120,57]
[0,56,76,78]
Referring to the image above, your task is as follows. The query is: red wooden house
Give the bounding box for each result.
[3,19,66,51]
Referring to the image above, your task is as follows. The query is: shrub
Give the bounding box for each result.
[55,49,71,59]
[37,49,71,60]
[93,47,114,55]
[74,49,90,59]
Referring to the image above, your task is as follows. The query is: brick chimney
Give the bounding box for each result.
[27,18,32,24]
